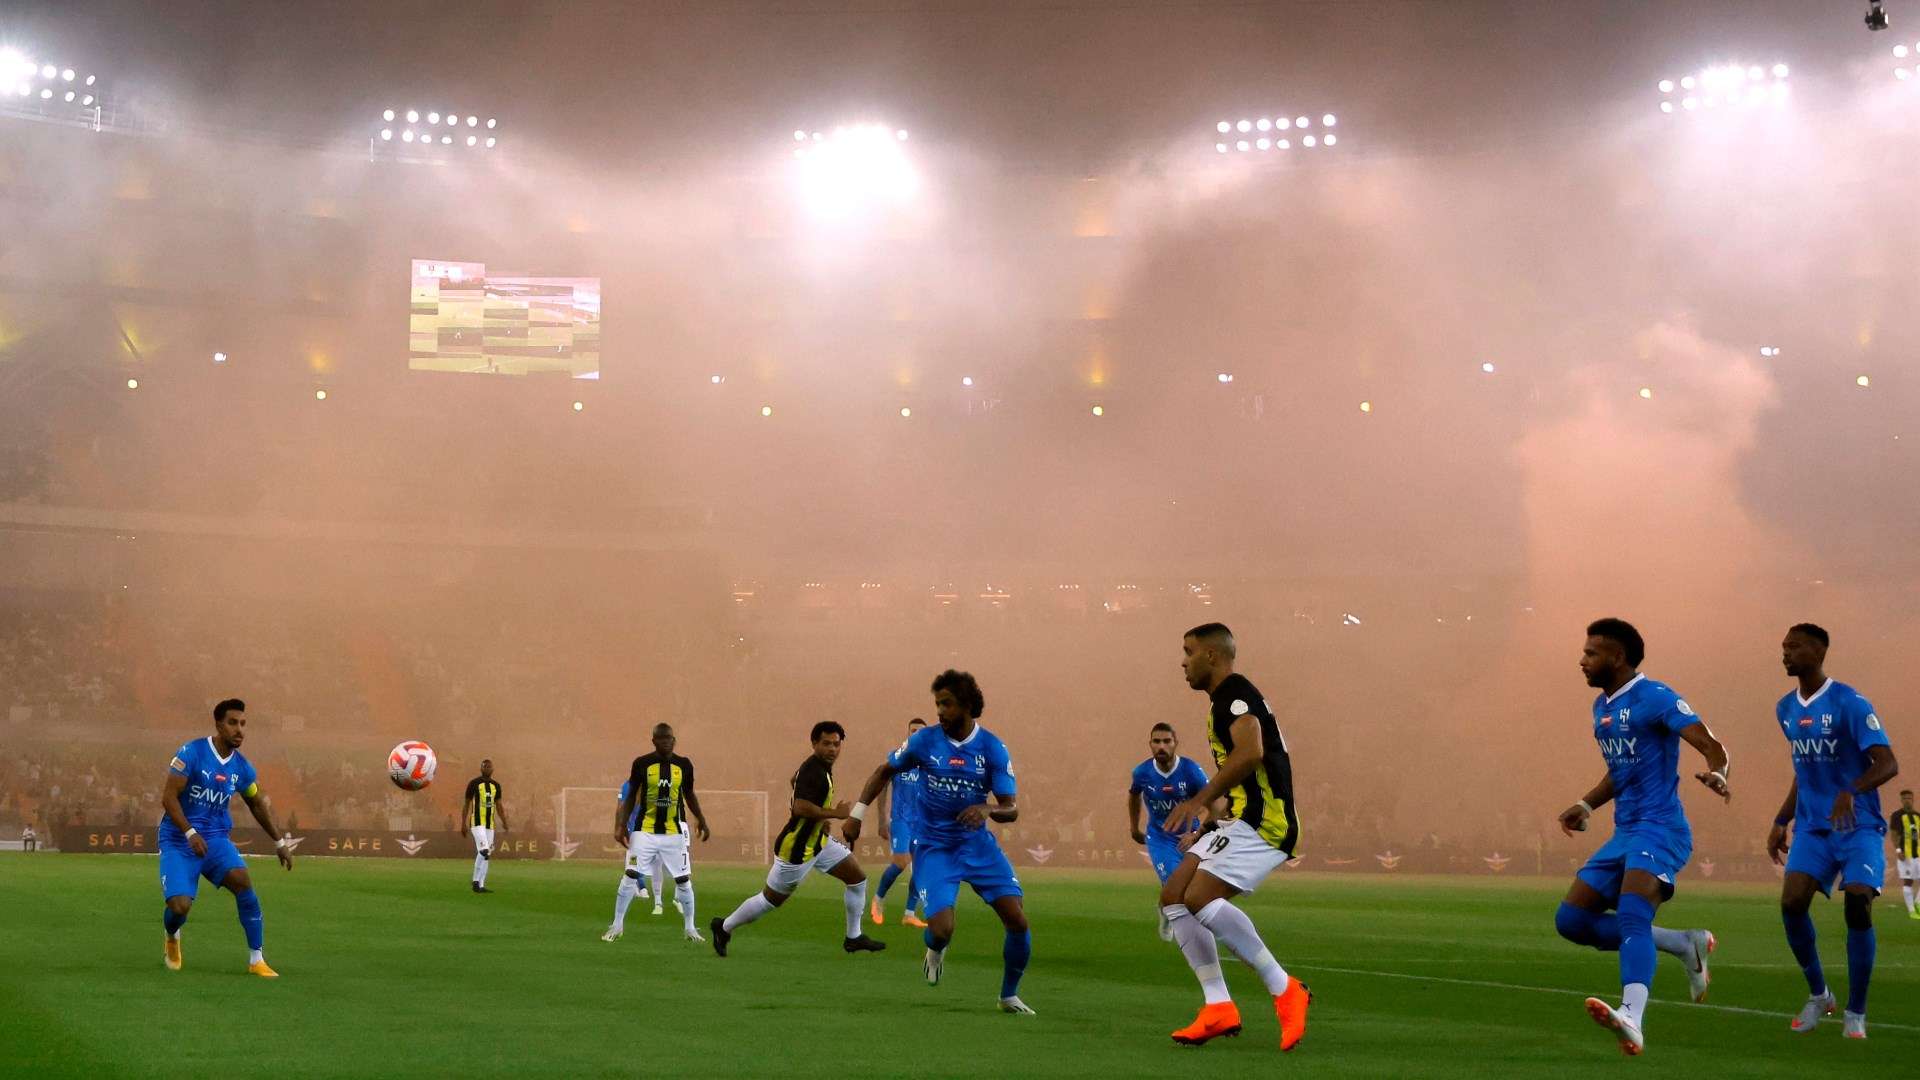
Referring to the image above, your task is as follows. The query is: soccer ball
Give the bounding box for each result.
[388,740,437,791]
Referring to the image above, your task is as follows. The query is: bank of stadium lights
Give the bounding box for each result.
[1760,345,1782,357]
[1212,113,1338,153]
[376,108,497,151]
[1481,362,1496,373]
[213,351,227,364]
[1,48,104,121]
[1858,374,1873,388]
[792,124,917,216]
[1656,63,1790,114]
[1216,372,1234,383]
[961,376,974,387]
[1889,41,1920,79]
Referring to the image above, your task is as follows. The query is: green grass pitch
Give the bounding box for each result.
[2,852,1914,1077]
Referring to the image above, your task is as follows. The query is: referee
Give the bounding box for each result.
[462,759,508,894]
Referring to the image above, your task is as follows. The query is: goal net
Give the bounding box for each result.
[554,787,769,864]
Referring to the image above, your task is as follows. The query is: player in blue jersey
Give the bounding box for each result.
[871,717,929,928]
[846,670,1034,1014]
[1767,623,1901,1040]
[1128,722,1209,939]
[156,698,294,976]
[1555,619,1730,1056]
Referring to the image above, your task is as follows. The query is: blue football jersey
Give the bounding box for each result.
[159,737,258,843]
[888,752,924,828]
[1776,680,1891,835]
[616,781,642,831]
[889,723,1016,848]
[1591,675,1699,831]
[1130,756,1209,842]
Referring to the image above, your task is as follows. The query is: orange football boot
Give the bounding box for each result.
[1275,979,1312,1051]
[1171,1001,1243,1046]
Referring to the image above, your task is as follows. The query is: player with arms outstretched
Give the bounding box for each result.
[710,721,886,956]
[1768,623,1900,1039]
[157,698,294,976]
[1555,618,1728,1056]
[1159,624,1311,1052]
[872,717,929,928]
[846,670,1034,1014]
[1129,722,1208,940]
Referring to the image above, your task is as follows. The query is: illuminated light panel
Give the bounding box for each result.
[791,121,920,217]
[315,389,328,401]
[1857,374,1872,388]
[760,405,773,417]
[1658,61,1790,114]
[1481,362,1496,373]
[899,407,912,418]
[213,352,227,363]
[379,109,496,149]
[125,378,138,389]
[1359,400,1372,413]
[1210,112,1342,152]
[572,400,584,411]
[1638,386,1653,399]
[1091,405,1104,416]
[1760,345,1780,357]
[1217,372,1233,383]
[961,376,974,387]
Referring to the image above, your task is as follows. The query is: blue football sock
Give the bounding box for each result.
[1001,928,1031,999]
[905,874,919,914]
[1846,926,1875,1014]
[1782,908,1826,997]
[1554,902,1621,950]
[234,888,264,951]
[1616,893,1656,990]
[163,907,187,937]
[876,863,902,900]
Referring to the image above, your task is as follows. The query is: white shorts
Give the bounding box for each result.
[628,831,692,880]
[470,826,495,852]
[765,838,852,895]
[1898,856,1919,881]
[1193,818,1291,894]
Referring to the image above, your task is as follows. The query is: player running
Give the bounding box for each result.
[1159,624,1310,1052]
[871,717,929,928]
[846,670,1034,1014]
[710,721,886,957]
[1767,623,1900,1039]
[1893,790,1920,920]
[157,698,294,976]
[1555,618,1729,1056]
[1128,722,1208,940]
[608,723,709,942]
[461,758,508,893]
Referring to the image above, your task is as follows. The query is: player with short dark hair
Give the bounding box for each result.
[1159,624,1310,1051]
[607,723,708,942]
[157,698,293,977]
[710,721,886,956]
[462,759,508,893]
[871,717,929,928]
[1556,619,1729,1056]
[1892,790,1920,920]
[1129,722,1208,940]
[1768,624,1901,1039]
[846,670,1034,1014]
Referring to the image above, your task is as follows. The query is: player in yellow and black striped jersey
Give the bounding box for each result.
[1158,622,1310,1053]
[462,760,508,894]
[606,724,710,942]
[1894,789,1920,919]
[709,721,885,958]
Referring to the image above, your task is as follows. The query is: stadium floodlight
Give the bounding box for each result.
[1210,111,1343,153]
[1217,372,1234,383]
[791,121,920,217]
[376,108,498,153]
[1890,42,1920,78]
[1857,374,1872,387]
[1657,61,1790,114]
[405,109,419,122]
[962,376,974,386]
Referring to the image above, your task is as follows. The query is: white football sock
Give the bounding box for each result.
[472,852,489,886]
[675,881,696,933]
[1195,898,1291,996]
[1621,983,1650,1027]
[723,893,775,933]
[844,880,869,938]
[653,865,666,899]
[248,948,263,965]
[1903,884,1914,914]
[612,874,638,928]
[1650,926,1692,959]
[1165,904,1232,1005]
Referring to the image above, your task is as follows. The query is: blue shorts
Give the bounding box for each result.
[1146,834,1186,884]
[159,836,246,900]
[1576,825,1691,904]
[914,830,1022,917]
[889,821,916,857]
[1786,828,1886,896]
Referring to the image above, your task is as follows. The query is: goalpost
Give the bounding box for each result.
[554,787,769,864]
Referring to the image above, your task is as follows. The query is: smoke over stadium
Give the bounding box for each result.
[2,0,1917,1072]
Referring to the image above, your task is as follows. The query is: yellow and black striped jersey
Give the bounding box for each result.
[465,778,503,828]
[1207,672,1299,855]
[1894,807,1920,860]
[772,755,835,864]
[624,752,695,835]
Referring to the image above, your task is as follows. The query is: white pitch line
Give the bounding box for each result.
[1300,964,1920,1034]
